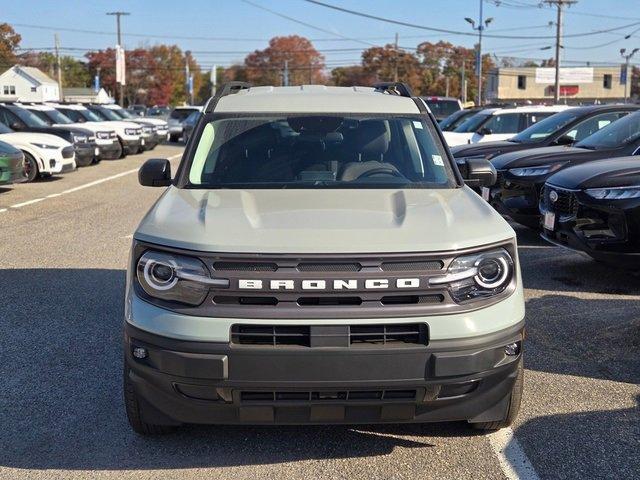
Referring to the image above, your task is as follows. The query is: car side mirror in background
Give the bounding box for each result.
[10,122,23,130]
[462,158,497,188]
[554,134,574,146]
[476,127,492,136]
[139,158,172,187]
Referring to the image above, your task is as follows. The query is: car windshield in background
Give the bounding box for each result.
[170,108,198,121]
[112,108,136,119]
[439,110,477,130]
[92,108,122,121]
[12,107,50,128]
[454,113,490,133]
[511,110,581,143]
[42,109,74,124]
[576,111,640,150]
[147,107,170,117]
[423,99,460,118]
[187,114,455,189]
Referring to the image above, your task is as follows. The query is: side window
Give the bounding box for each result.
[526,112,553,128]
[483,113,521,134]
[517,75,527,90]
[603,74,612,89]
[2,110,24,128]
[564,112,625,142]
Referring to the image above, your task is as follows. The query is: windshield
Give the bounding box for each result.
[186,113,455,189]
[511,110,581,143]
[453,113,490,133]
[148,107,169,117]
[440,110,475,131]
[576,111,640,150]
[12,107,49,128]
[91,107,121,121]
[0,123,12,134]
[424,99,461,118]
[111,107,135,119]
[42,109,73,124]
[170,108,198,121]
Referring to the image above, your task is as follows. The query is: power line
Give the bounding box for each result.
[303,0,640,39]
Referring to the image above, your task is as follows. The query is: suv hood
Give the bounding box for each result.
[491,145,596,170]
[547,156,640,190]
[135,187,515,254]
[450,140,530,158]
[0,131,71,147]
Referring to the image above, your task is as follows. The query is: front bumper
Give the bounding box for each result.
[74,142,97,164]
[0,153,26,185]
[121,138,143,155]
[125,321,523,425]
[488,179,542,229]
[97,140,123,160]
[40,148,76,174]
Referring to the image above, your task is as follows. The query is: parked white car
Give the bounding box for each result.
[48,103,144,156]
[0,122,76,182]
[101,104,170,144]
[23,104,123,160]
[443,105,570,147]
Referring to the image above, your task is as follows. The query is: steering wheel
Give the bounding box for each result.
[355,167,405,180]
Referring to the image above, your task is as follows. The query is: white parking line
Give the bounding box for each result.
[487,427,540,480]
[1,153,182,214]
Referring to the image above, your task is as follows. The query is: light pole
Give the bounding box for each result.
[465,1,493,106]
[620,48,639,103]
[106,11,130,106]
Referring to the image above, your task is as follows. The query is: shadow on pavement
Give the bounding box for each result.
[0,268,467,471]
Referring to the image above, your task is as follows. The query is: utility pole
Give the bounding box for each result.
[620,48,638,103]
[394,32,399,82]
[106,11,130,106]
[465,1,493,106]
[445,76,450,97]
[461,60,467,104]
[545,1,576,103]
[283,60,289,86]
[54,34,63,101]
[185,50,192,104]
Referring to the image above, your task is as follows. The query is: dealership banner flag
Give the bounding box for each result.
[116,45,126,85]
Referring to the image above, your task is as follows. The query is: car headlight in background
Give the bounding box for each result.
[585,186,640,200]
[30,143,58,149]
[142,126,153,134]
[509,163,566,177]
[96,131,110,140]
[430,248,514,303]
[73,135,88,143]
[125,128,139,136]
[136,250,229,306]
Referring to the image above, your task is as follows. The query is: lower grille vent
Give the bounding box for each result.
[240,389,417,403]
[231,325,310,346]
[350,324,428,345]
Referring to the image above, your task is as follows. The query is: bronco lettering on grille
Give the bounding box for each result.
[238,278,422,290]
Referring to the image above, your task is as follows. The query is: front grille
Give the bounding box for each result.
[61,146,74,158]
[297,262,361,272]
[543,185,578,216]
[231,323,428,347]
[381,260,443,271]
[213,261,277,272]
[240,389,418,403]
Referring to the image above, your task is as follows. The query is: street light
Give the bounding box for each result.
[620,47,639,103]
[466,0,493,106]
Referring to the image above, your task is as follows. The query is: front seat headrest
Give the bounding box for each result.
[355,120,390,160]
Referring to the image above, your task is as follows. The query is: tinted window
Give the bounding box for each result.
[454,113,491,133]
[9,107,49,127]
[170,108,198,120]
[577,111,640,149]
[512,110,581,142]
[423,99,461,117]
[0,140,20,154]
[483,113,521,134]
[564,112,627,142]
[187,114,455,189]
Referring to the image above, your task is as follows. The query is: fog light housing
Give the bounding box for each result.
[132,347,148,359]
[504,342,520,356]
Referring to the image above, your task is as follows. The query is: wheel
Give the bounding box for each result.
[123,365,175,435]
[472,359,523,431]
[22,152,39,182]
[118,139,127,159]
[169,133,181,143]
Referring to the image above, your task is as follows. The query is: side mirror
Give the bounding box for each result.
[462,158,497,187]
[10,122,23,130]
[476,127,492,136]
[554,134,574,146]
[139,158,171,187]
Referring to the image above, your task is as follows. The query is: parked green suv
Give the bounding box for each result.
[0,140,25,186]
[125,83,525,434]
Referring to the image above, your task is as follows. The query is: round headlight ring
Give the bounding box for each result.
[474,255,510,289]
[143,259,178,291]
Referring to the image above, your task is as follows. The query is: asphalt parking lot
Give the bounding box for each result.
[0,144,638,479]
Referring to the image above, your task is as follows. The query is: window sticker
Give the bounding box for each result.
[413,120,423,129]
[432,154,444,166]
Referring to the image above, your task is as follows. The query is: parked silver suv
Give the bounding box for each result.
[125,82,525,434]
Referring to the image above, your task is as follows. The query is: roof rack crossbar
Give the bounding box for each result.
[372,82,414,98]
[205,81,252,112]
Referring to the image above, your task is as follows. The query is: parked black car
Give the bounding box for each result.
[452,105,640,162]
[439,108,481,131]
[540,157,640,268]
[0,103,98,167]
[486,110,640,228]
[420,96,462,121]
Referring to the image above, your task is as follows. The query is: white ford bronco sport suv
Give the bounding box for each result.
[125,82,525,434]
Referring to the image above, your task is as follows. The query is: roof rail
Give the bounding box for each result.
[205,81,252,113]
[372,82,414,98]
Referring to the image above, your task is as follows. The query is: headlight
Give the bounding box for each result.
[136,250,229,306]
[509,163,566,177]
[73,135,87,143]
[30,143,58,149]
[429,248,514,303]
[125,128,139,135]
[585,186,640,200]
[142,126,153,133]
[96,131,110,140]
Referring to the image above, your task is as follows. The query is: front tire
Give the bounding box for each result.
[22,152,39,182]
[123,366,175,435]
[472,359,523,431]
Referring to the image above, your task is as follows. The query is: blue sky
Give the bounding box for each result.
[7,0,640,70]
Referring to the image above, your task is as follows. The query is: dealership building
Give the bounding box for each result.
[486,66,626,103]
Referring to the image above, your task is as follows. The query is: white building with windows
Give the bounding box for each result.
[0,65,60,102]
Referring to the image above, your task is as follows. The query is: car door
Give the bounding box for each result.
[470,112,521,144]
[562,112,629,145]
